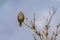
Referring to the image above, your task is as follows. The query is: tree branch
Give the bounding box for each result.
[33,34,37,40]
[47,7,56,25]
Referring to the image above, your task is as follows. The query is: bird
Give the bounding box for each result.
[17,11,24,26]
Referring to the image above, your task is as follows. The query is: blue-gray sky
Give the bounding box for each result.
[0,0,60,40]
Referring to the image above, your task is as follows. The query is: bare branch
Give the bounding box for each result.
[33,34,37,40]
[41,34,45,40]
[47,7,57,25]
[57,23,60,28]
[50,32,54,40]
[54,36,56,40]
[53,32,58,40]
[34,30,42,40]
[23,22,32,29]
[33,13,35,25]
[53,23,60,40]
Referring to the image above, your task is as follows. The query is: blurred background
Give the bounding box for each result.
[0,0,60,40]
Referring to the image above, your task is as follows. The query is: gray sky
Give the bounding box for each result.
[0,0,60,40]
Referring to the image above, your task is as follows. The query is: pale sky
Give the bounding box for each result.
[0,0,60,40]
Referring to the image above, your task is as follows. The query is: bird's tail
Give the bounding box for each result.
[19,22,22,26]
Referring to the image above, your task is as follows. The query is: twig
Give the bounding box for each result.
[23,22,32,29]
[47,7,56,25]
[45,8,56,40]
[54,36,56,40]
[33,13,35,25]
[33,34,37,40]
[41,34,45,40]
[50,32,54,40]
[54,23,60,40]
[34,30,42,40]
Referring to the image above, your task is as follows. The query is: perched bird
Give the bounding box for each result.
[18,11,24,26]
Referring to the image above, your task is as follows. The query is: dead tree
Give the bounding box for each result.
[17,7,60,40]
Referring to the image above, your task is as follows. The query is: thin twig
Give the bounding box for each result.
[33,34,37,40]
[54,23,60,40]
[23,22,36,30]
[41,34,45,40]
[23,22,32,29]
[54,36,56,40]
[45,8,56,40]
[47,7,56,25]
[34,30,42,40]
[50,32,54,40]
